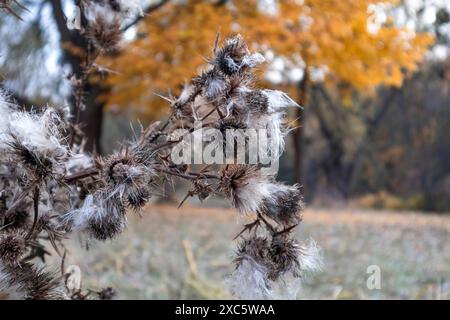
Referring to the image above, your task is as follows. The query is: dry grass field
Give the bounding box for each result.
[57,204,450,299]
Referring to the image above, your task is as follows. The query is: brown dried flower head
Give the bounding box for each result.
[260,184,304,226]
[87,15,122,52]
[268,235,301,280]
[214,35,250,75]
[0,232,27,264]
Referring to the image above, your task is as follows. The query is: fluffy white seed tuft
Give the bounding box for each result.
[235,179,274,214]
[242,52,266,68]
[226,257,272,299]
[6,110,67,157]
[262,89,302,112]
[298,239,324,274]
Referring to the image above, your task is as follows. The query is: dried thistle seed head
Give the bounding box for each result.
[220,165,273,214]
[97,286,116,300]
[220,165,258,196]
[129,142,157,166]
[50,103,71,123]
[193,70,227,101]
[17,264,66,300]
[4,210,30,231]
[192,180,213,202]
[87,15,122,51]
[0,232,27,264]
[228,235,272,299]
[226,255,272,300]
[35,212,60,235]
[5,110,67,161]
[244,90,269,114]
[0,265,27,299]
[1,206,30,231]
[268,235,301,280]
[127,187,150,211]
[173,102,194,120]
[85,197,126,241]
[105,156,142,184]
[103,156,153,205]
[214,35,249,75]
[234,236,270,267]
[215,117,247,132]
[108,160,131,183]
[59,190,128,241]
[260,184,304,226]
[87,212,125,241]
[7,138,54,179]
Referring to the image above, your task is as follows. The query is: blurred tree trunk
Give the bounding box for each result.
[50,0,104,153]
[347,87,399,194]
[311,85,350,197]
[311,85,400,198]
[50,0,169,153]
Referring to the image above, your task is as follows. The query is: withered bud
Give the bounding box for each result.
[234,236,270,268]
[109,161,131,183]
[220,165,257,197]
[98,286,116,300]
[87,201,125,241]
[127,188,150,211]
[20,264,66,299]
[220,165,272,214]
[2,208,30,231]
[0,232,27,264]
[7,138,54,179]
[214,35,249,75]
[268,235,301,280]
[193,70,227,101]
[87,15,122,52]
[215,117,247,133]
[260,184,304,226]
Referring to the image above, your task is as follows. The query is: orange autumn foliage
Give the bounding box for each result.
[103,0,434,117]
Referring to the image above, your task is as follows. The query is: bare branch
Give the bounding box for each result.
[122,0,170,31]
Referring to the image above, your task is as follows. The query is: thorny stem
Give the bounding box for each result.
[25,186,40,240]
[63,139,182,183]
[233,212,285,241]
[69,46,102,147]
[64,167,100,183]
[150,88,202,143]
[273,223,299,237]
[256,211,276,234]
[156,168,220,181]
[149,112,175,143]
[200,104,221,121]
[63,154,221,185]
[177,191,194,208]
[150,139,181,153]
[233,219,260,240]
